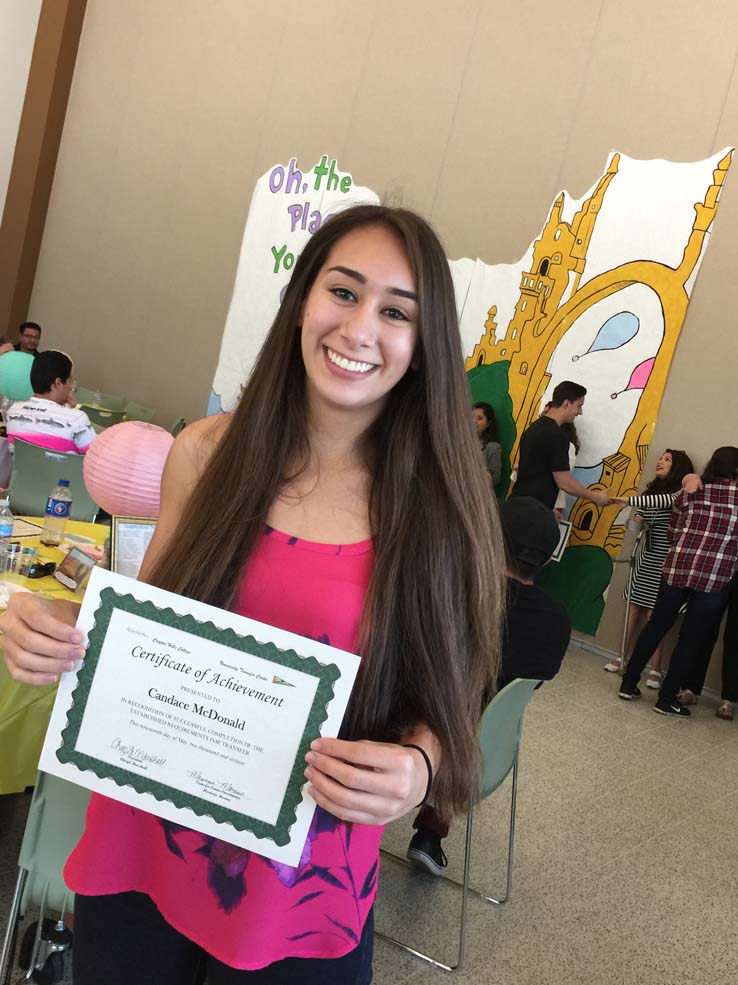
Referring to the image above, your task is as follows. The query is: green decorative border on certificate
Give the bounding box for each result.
[57,587,341,846]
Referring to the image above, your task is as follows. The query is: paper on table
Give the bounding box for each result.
[11,518,44,538]
[39,568,361,865]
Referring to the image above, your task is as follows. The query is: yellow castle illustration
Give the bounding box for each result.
[466,150,733,556]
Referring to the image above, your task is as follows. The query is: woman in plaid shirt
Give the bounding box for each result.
[618,447,738,717]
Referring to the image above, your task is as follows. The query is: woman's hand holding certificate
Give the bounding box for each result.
[305,737,432,825]
[0,594,84,685]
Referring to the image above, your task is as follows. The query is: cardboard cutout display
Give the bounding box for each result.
[460,149,733,631]
[210,150,733,632]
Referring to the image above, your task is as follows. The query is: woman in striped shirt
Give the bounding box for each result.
[604,449,694,685]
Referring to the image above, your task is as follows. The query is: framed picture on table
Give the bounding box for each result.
[110,516,157,580]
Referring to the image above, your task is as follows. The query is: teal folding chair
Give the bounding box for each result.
[170,417,186,437]
[8,438,100,521]
[0,772,91,985]
[83,407,125,430]
[73,386,97,407]
[96,393,126,413]
[376,678,540,972]
[124,401,156,423]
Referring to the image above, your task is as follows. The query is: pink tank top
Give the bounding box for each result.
[64,527,378,970]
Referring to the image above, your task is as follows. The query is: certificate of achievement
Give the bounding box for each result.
[39,568,360,865]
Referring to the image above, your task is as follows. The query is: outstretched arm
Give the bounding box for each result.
[553,471,610,507]
[622,491,677,510]
[1,414,231,686]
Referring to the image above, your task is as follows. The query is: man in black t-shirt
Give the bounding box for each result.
[406,497,572,876]
[511,380,609,510]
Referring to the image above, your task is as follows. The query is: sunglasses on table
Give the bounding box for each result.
[25,561,57,579]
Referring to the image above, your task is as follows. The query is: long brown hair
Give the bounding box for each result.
[147,205,505,813]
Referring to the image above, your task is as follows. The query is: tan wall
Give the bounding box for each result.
[29,0,738,686]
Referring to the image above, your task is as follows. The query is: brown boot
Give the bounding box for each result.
[716,701,734,721]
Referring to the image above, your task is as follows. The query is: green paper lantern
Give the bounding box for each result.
[0,351,34,401]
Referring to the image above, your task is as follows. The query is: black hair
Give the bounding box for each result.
[702,447,738,483]
[550,381,586,407]
[18,322,42,335]
[472,401,499,444]
[31,350,72,394]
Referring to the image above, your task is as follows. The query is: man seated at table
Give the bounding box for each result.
[14,321,42,358]
[406,496,572,876]
[6,350,96,454]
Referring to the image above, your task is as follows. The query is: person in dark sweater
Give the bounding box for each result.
[406,496,571,875]
[472,401,502,485]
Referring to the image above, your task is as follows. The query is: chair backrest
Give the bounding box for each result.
[124,401,156,423]
[74,386,97,406]
[97,393,126,412]
[18,772,91,914]
[84,407,126,429]
[478,678,540,801]
[8,438,100,521]
[170,417,186,437]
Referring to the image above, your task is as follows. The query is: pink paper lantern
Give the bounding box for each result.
[83,421,174,517]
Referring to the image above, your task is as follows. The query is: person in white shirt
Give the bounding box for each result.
[6,350,96,454]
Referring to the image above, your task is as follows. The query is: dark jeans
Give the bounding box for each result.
[73,891,373,985]
[683,575,738,701]
[622,579,731,702]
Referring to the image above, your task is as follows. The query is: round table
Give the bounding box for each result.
[0,518,109,794]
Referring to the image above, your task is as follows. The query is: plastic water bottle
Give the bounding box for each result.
[40,479,72,546]
[0,497,13,540]
[0,497,15,576]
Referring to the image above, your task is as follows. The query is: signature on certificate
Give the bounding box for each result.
[187,769,247,800]
[109,737,167,767]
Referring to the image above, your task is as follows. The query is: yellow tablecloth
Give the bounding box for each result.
[0,518,109,794]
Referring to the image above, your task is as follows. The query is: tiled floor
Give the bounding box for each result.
[2,644,737,983]
[375,645,738,984]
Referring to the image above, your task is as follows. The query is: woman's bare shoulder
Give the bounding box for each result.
[167,414,232,479]
[179,413,231,450]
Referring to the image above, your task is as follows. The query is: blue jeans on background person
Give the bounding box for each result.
[622,579,731,703]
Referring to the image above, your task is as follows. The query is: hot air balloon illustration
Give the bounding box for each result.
[610,356,655,399]
[572,311,640,361]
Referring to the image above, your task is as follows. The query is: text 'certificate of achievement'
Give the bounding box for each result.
[39,568,361,865]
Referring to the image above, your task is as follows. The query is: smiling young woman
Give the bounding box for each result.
[1,204,506,984]
[299,224,419,422]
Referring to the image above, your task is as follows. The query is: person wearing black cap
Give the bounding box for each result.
[496,496,572,688]
[406,496,571,875]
